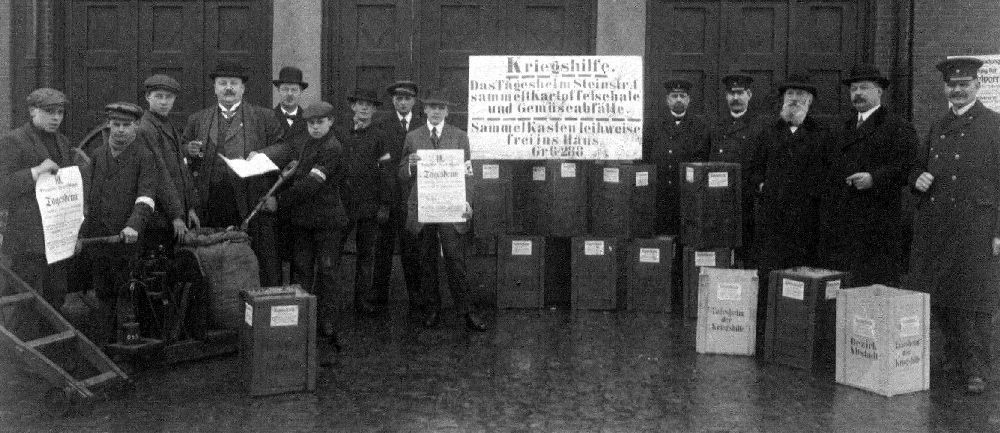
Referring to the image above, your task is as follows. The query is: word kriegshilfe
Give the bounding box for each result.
[950,54,1000,112]
[468,56,643,160]
[416,149,467,223]
[35,166,85,264]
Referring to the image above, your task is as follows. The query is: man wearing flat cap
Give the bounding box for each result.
[275,101,348,347]
[372,80,424,313]
[0,88,89,311]
[334,88,393,316]
[183,60,290,286]
[643,78,710,235]
[821,64,917,286]
[137,74,199,249]
[907,57,1000,394]
[79,102,158,343]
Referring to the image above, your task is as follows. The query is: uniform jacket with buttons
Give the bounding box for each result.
[907,100,1000,310]
[642,114,711,235]
[398,122,473,235]
[709,111,765,168]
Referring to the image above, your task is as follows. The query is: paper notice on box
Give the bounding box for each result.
[782,278,805,300]
[825,279,841,300]
[561,162,576,178]
[900,316,921,338]
[603,167,620,183]
[635,171,649,187]
[482,164,500,179]
[717,283,742,301]
[685,166,695,183]
[638,248,660,263]
[532,166,546,181]
[708,172,729,188]
[270,305,299,327]
[853,316,876,338]
[584,240,605,255]
[694,251,716,267]
[245,303,253,326]
[511,240,533,256]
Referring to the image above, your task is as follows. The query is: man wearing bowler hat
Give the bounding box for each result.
[272,66,311,282]
[821,64,917,286]
[182,60,291,286]
[398,90,487,331]
[908,57,1000,394]
[372,80,424,314]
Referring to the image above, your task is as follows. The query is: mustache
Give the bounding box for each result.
[852,95,867,104]
[950,91,968,99]
[223,90,236,95]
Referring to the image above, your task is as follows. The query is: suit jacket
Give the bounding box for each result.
[334,120,394,220]
[81,139,157,239]
[398,123,472,235]
[274,105,310,153]
[276,131,349,229]
[376,111,425,207]
[183,102,290,219]
[0,123,86,256]
[137,110,196,223]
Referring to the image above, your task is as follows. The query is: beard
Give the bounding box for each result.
[780,100,809,126]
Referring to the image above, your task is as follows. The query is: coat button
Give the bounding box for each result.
[960,133,965,137]
[934,154,939,159]
[718,149,724,153]
[668,149,673,154]
[955,154,960,159]
[940,135,946,139]
[930,197,935,202]
[952,175,957,181]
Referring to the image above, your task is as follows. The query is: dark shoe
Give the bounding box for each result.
[967,376,986,394]
[422,309,441,328]
[465,312,488,332]
[319,321,341,351]
[354,301,379,317]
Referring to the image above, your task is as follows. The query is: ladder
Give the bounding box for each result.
[0,263,131,415]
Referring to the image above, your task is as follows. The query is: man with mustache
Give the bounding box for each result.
[271,66,311,281]
[821,64,916,286]
[747,73,832,344]
[709,73,764,266]
[183,60,290,286]
[908,57,1000,394]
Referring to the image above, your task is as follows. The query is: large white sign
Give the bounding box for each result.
[468,55,643,160]
[416,149,467,223]
[35,166,85,264]
[950,54,1000,112]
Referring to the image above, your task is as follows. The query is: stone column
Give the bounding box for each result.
[595,0,646,56]
[272,0,323,107]
[0,0,11,129]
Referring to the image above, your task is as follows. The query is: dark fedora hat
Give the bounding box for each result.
[842,63,890,87]
[347,88,382,106]
[777,72,817,97]
[272,66,308,89]
[209,60,249,82]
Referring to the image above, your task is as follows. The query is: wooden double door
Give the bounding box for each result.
[64,0,272,141]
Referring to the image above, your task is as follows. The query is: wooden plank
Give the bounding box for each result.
[81,371,118,388]
[0,292,34,306]
[25,330,75,350]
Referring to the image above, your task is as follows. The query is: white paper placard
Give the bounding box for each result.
[584,240,605,255]
[244,303,253,326]
[417,149,467,223]
[511,240,533,256]
[635,171,649,187]
[825,279,842,300]
[707,172,729,188]
[603,167,620,183]
[854,316,876,338]
[900,316,921,338]
[532,166,546,181]
[694,251,716,267]
[270,305,299,327]
[482,164,500,179]
[638,247,660,263]
[717,283,742,301]
[561,162,576,178]
[35,166,85,264]
[782,278,805,300]
[685,166,695,183]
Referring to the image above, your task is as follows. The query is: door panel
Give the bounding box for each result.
[137,1,203,126]
[204,1,272,108]
[647,0,721,118]
[721,1,787,115]
[334,0,415,111]
[789,1,858,119]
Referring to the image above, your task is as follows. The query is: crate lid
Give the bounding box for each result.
[785,267,845,278]
[241,284,309,300]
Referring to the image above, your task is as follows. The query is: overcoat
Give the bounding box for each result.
[81,139,157,238]
[334,120,393,221]
[907,100,1000,311]
[398,123,472,235]
[137,110,196,225]
[274,105,310,152]
[709,112,765,167]
[276,131,348,229]
[642,114,710,235]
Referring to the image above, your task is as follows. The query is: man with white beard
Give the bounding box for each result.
[746,73,833,345]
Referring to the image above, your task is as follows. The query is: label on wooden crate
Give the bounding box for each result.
[511,240,533,256]
[482,164,500,179]
[717,283,742,301]
[532,166,546,181]
[270,305,300,327]
[603,167,620,183]
[561,163,576,178]
[636,171,649,187]
[782,278,805,300]
[584,240,605,255]
[694,251,716,267]
[853,316,876,339]
[639,247,660,263]
[708,172,729,188]
[245,303,253,326]
[825,279,841,300]
[899,316,921,338]
[685,166,695,183]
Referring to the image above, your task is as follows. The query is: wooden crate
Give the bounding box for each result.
[589,162,633,237]
[763,267,850,372]
[682,247,736,318]
[496,236,545,309]
[679,162,742,248]
[529,161,588,237]
[570,237,624,310]
[470,161,513,239]
[695,268,759,355]
[239,285,316,397]
[630,164,658,239]
[624,237,675,312]
[835,285,930,397]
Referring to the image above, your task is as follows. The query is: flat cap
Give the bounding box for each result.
[105,102,144,121]
[663,79,692,94]
[386,80,418,97]
[26,88,67,108]
[936,57,984,83]
[721,73,753,91]
[303,101,335,120]
[420,89,452,106]
[143,74,181,94]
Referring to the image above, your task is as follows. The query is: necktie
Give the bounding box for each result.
[400,119,408,131]
[222,108,236,119]
[856,115,864,129]
[431,127,440,148]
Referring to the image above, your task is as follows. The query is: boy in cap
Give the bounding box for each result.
[79,102,158,343]
[276,101,348,347]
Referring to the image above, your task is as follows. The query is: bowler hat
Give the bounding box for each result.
[25,88,67,108]
[386,80,418,97]
[272,66,308,90]
[347,88,382,106]
[777,73,818,97]
[303,101,334,120]
[663,79,692,94]
[420,89,452,106]
[721,73,753,91]
[936,57,984,83]
[842,64,890,87]
[209,60,249,82]
[143,74,181,94]
[105,102,144,121]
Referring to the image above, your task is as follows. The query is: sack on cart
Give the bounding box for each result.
[181,228,261,330]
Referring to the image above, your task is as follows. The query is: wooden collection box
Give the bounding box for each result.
[470,161,513,239]
[630,164,658,239]
[530,161,588,237]
[678,162,742,249]
[496,236,545,309]
[763,267,850,372]
[695,268,759,356]
[835,285,930,397]
[682,247,736,318]
[239,285,316,397]
[589,162,633,237]
[624,237,675,312]
[570,237,624,310]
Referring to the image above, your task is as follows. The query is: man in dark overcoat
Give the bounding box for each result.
[182,60,291,286]
[908,57,1000,394]
[821,64,917,286]
[271,66,311,281]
